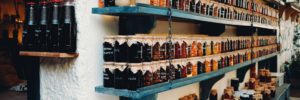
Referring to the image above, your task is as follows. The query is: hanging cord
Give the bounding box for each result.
[167,7,173,67]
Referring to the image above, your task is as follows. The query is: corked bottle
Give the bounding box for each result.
[114,36,129,62]
[103,62,115,88]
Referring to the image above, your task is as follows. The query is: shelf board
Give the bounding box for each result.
[19,51,79,58]
[95,52,278,98]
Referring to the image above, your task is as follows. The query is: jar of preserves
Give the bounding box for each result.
[206,41,212,55]
[114,63,127,89]
[166,63,176,81]
[174,59,182,79]
[103,36,115,62]
[197,60,203,74]
[114,36,129,62]
[191,59,198,76]
[181,37,188,58]
[127,63,143,90]
[181,59,188,78]
[229,55,234,66]
[152,61,161,84]
[212,59,218,71]
[103,62,115,88]
[204,60,211,73]
[142,62,153,87]
[197,39,203,56]
[152,37,161,61]
[159,61,167,82]
[190,38,198,57]
[186,61,193,77]
[160,40,167,60]
[143,36,153,62]
[166,41,175,59]
[174,37,182,59]
[128,36,143,63]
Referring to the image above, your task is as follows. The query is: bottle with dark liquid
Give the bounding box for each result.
[60,1,77,52]
[36,1,50,51]
[23,2,37,51]
[190,0,195,12]
[49,0,61,52]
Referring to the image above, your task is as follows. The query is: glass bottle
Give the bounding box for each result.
[49,0,61,52]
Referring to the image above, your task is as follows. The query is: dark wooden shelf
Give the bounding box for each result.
[92,3,278,29]
[19,51,79,58]
[95,52,278,99]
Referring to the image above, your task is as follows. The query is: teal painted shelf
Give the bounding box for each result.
[95,52,278,99]
[92,4,277,30]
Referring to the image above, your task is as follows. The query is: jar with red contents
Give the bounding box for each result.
[126,63,143,90]
[174,37,182,59]
[186,61,193,77]
[197,39,203,56]
[181,59,188,78]
[143,36,153,62]
[152,62,161,84]
[181,37,188,58]
[160,37,168,60]
[204,59,211,73]
[159,61,167,82]
[142,62,153,87]
[152,37,161,61]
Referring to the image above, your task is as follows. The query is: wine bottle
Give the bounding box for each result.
[36,1,50,51]
[49,0,61,52]
[23,2,37,51]
[60,1,77,52]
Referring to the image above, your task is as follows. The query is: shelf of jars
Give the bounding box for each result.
[92,1,278,29]
[19,51,79,58]
[95,52,278,99]
[96,35,278,99]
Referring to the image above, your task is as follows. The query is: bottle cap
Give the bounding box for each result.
[26,2,35,5]
[52,0,62,3]
[39,1,48,4]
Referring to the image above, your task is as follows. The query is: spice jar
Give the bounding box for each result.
[114,63,127,89]
[103,62,115,88]
[127,63,143,90]
[186,61,193,77]
[152,62,161,84]
[143,36,153,62]
[103,36,115,62]
[142,62,153,87]
[159,61,167,82]
[128,36,143,63]
[210,89,218,100]
[152,37,161,61]
[114,36,129,62]
[204,60,211,73]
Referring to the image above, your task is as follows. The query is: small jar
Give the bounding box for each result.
[114,36,129,62]
[197,40,203,56]
[212,59,218,71]
[128,36,144,63]
[103,62,115,88]
[204,60,211,73]
[174,59,182,79]
[127,63,143,90]
[181,37,188,58]
[103,36,115,62]
[159,61,167,82]
[190,38,198,57]
[114,63,127,89]
[143,36,153,62]
[197,61,203,74]
[186,61,193,77]
[142,62,153,87]
[181,60,188,78]
[174,37,182,59]
[191,59,198,76]
[166,63,176,81]
[152,61,161,84]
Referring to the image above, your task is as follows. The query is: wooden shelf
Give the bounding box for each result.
[19,51,79,58]
[92,4,278,29]
[95,52,278,99]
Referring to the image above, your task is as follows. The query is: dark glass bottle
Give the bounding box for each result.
[23,2,37,51]
[105,0,115,7]
[195,1,201,13]
[60,2,77,52]
[190,0,195,12]
[36,1,50,51]
[49,0,61,52]
[175,64,182,79]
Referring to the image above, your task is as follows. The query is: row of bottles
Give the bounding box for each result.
[103,35,277,63]
[103,45,278,90]
[22,0,77,52]
[100,0,278,26]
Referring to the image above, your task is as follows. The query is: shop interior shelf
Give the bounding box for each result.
[92,3,277,30]
[95,52,278,99]
[19,51,79,58]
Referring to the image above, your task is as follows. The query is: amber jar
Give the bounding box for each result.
[204,60,211,73]
[181,40,188,58]
[206,41,212,55]
[213,41,219,54]
[103,36,115,62]
[103,62,115,88]
[247,51,251,60]
[191,40,198,57]
[212,59,218,71]
[191,60,198,76]
[187,61,193,77]
[142,62,153,87]
[197,41,203,56]
[114,36,129,62]
[229,55,234,66]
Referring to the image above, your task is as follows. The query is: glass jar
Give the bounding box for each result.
[204,60,211,73]
[114,36,129,62]
[159,61,167,82]
[191,59,198,76]
[190,38,198,57]
[114,63,127,89]
[160,38,168,60]
[174,59,182,79]
[181,37,188,58]
[103,62,115,88]
[128,36,143,63]
[197,60,203,74]
[181,59,188,78]
[127,63,143,90]
[152,37,160,61]
[152,61,161,84]
[212,59,218,71]
[186,61,193,77]
[197,39,203,56]
[166,63,176,81]
[143,36,153,62]
[229,55,233,66]
[174,37,182,59]
[103,36,115,62]
[142,62,153,87]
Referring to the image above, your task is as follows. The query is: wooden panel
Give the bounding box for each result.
[19,51,79,58]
